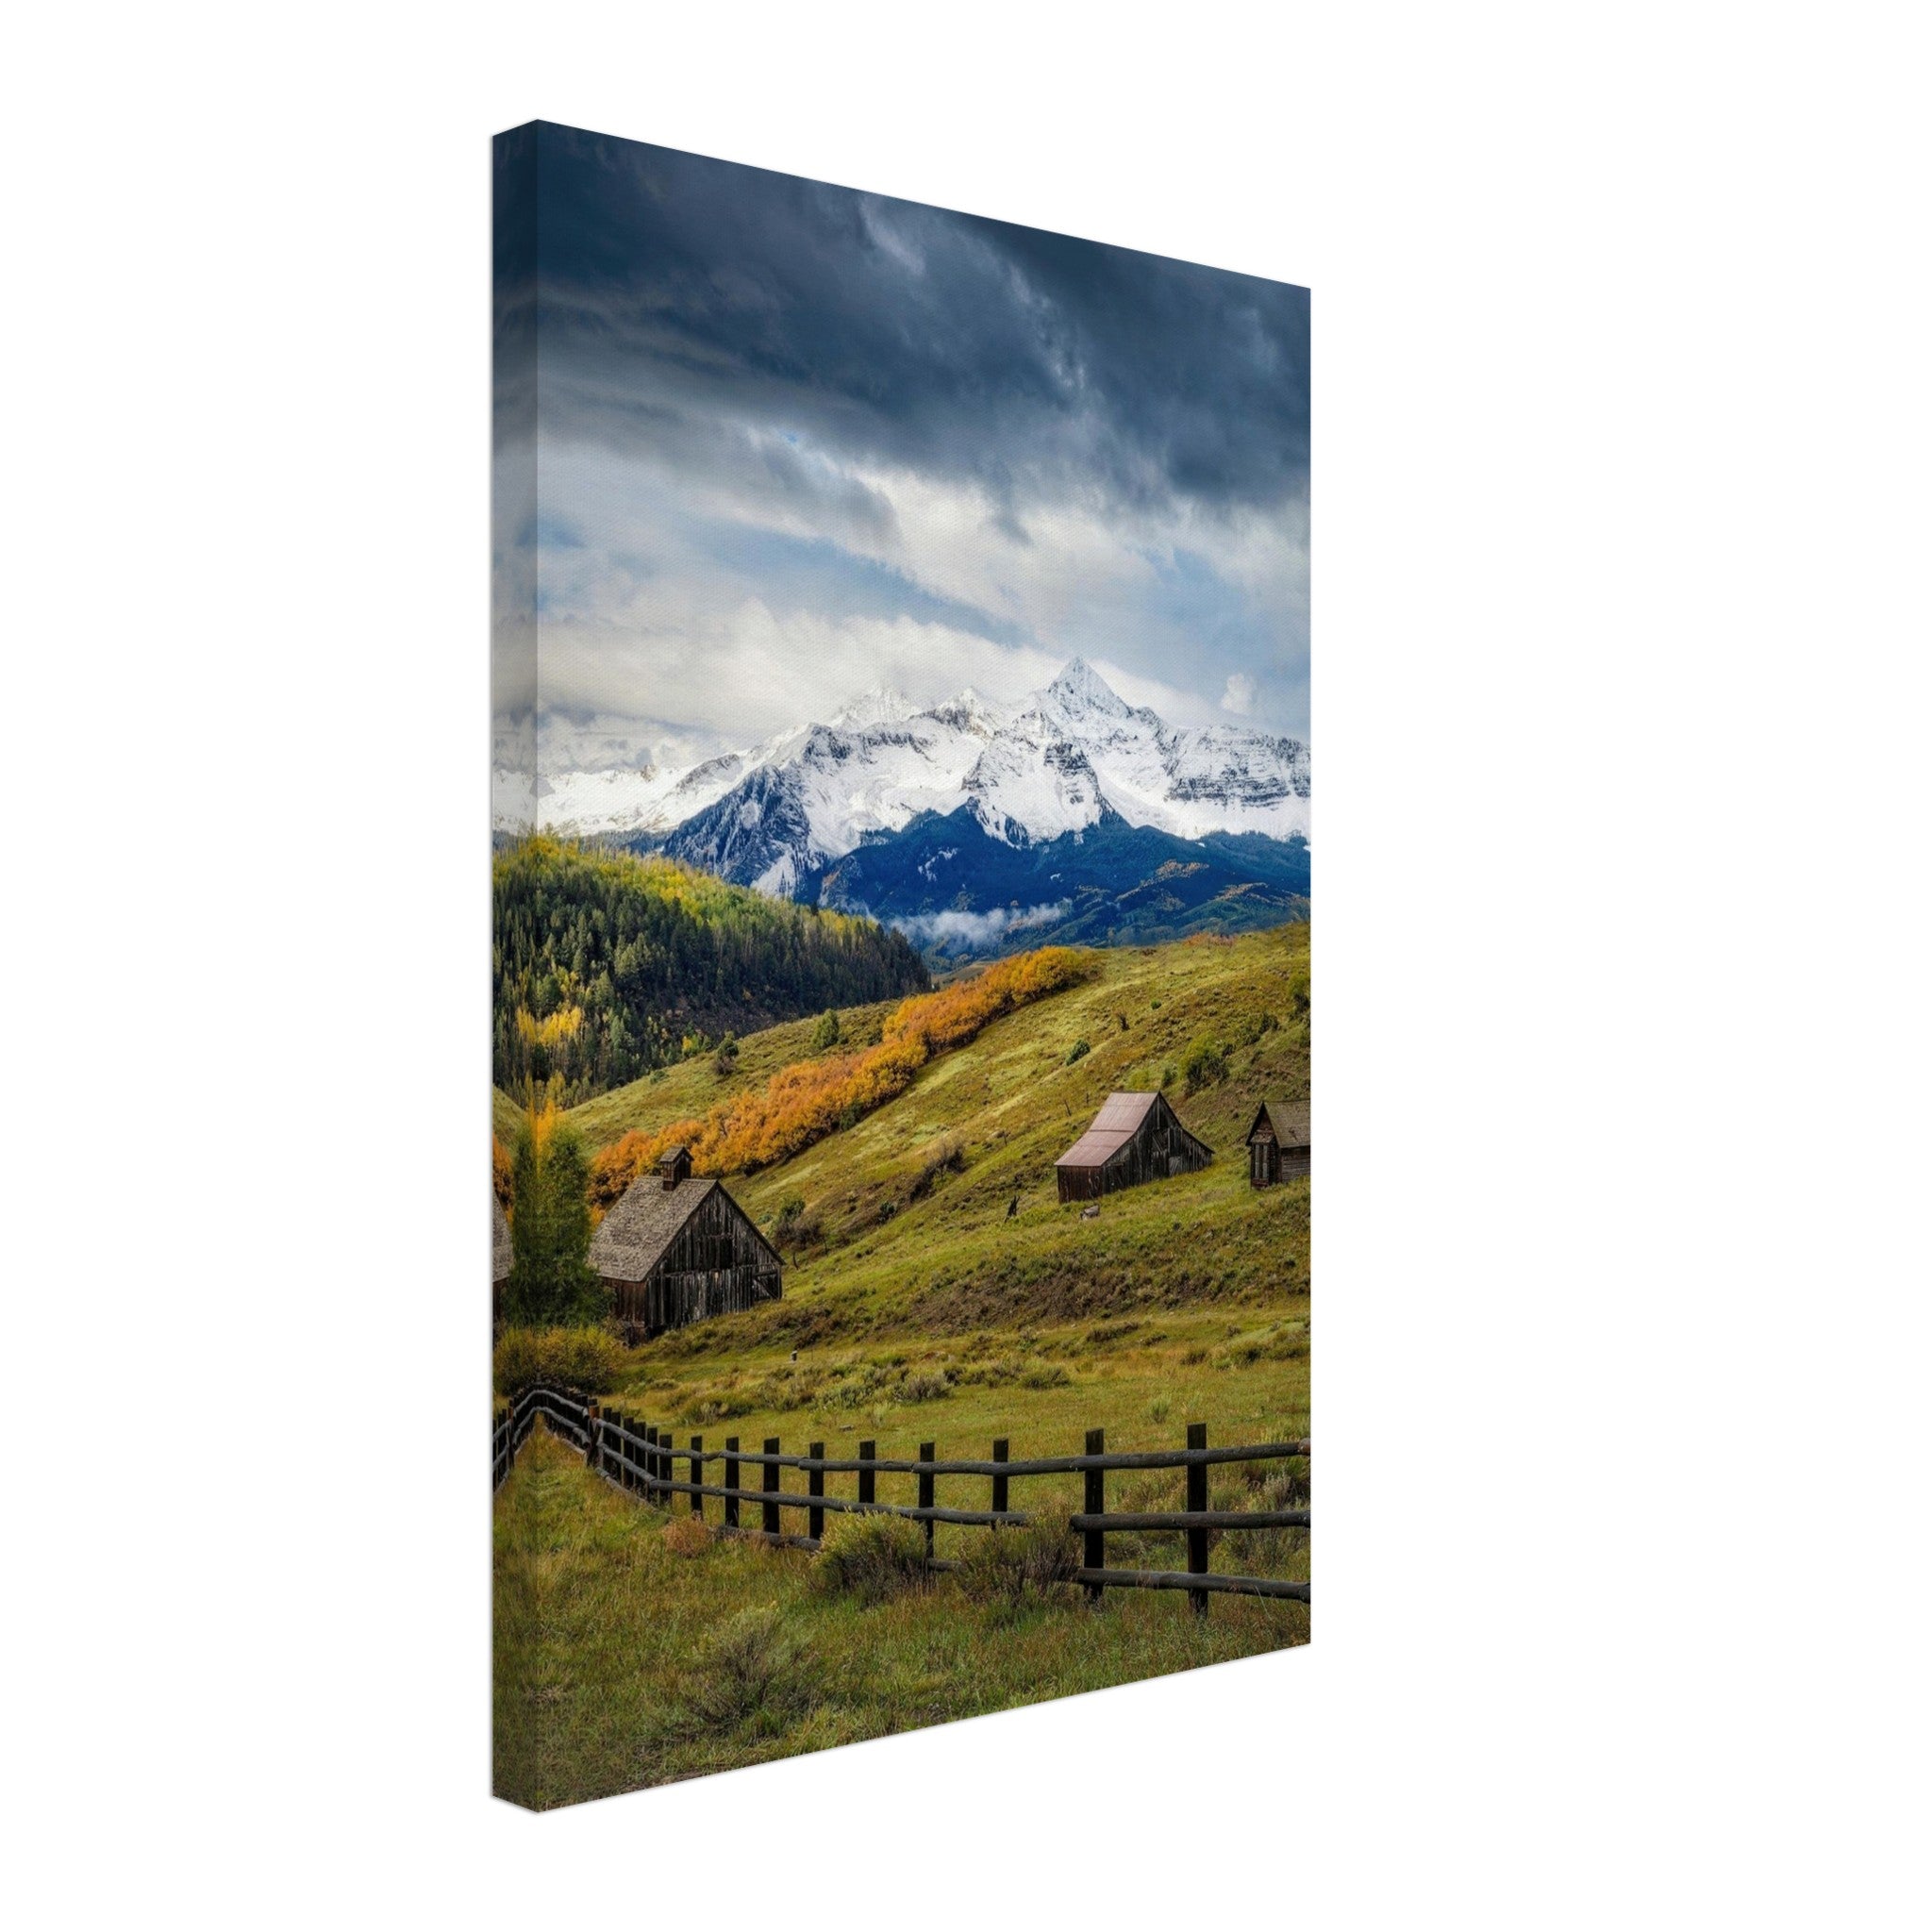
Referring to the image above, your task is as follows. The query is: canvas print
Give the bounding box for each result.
[491,121,1310,1809]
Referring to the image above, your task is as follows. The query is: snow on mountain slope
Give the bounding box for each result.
[825,686,926,731]
[500,659,1310,888]
[959,696,1108,844]
[530,751,754,837]
[662,711,990,892]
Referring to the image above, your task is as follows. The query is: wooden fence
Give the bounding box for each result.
[493,1382,1310,1614]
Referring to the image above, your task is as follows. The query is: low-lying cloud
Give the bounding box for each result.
[891,901,1072,952]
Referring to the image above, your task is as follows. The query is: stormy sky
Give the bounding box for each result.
[493,122,1309,771]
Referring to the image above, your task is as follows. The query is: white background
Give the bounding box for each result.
[5,4,1927,1926]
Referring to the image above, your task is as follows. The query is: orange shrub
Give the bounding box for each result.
[586,945,1091,1194]
[662,1515,712,1557]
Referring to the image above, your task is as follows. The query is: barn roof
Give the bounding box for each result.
[491,1195,512,1283]
[1247,1098,1310,1146]
[590,1176,721,1284]
[1056,1091,1161,1171]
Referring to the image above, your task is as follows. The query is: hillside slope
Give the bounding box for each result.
[566,920,1310,1341]
[493,835,927,1104]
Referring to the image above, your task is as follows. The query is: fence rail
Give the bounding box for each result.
[493,1383,1309,1613]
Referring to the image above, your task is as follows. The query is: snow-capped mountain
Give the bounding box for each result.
[498,660,1309,901]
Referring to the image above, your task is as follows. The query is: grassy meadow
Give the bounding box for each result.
[496,1424,1307,1809]
[493,918,1311,1806]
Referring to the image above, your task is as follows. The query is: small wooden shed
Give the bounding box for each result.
[589,1147,782,1341]
[1245,1098,1310,1187]
[1054,1091,1212,1204]
[491,1193,511,1322]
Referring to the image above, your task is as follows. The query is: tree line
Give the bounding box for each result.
[493,836,929,1104]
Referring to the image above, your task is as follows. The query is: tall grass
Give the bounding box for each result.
[493,1425,1307,1808]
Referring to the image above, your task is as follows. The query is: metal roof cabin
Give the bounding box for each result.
[1245,1098,1310,1187]
[1054,1091,1212,1204]
[588,1151,782,1341]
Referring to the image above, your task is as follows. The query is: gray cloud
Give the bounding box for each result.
[492,123,1310,756]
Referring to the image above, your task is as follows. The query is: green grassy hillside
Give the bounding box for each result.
[496,920,1312,1802]
[559,996,907,1151]
[558,921,1311,1461]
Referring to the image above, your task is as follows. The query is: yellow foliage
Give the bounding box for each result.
[515,1005,584,1050]
[584,945,1091,1200]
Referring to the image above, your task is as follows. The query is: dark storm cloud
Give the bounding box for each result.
[519,123,1308,520]
[492,122,1310,753]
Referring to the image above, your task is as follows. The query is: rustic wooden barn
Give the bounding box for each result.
[589,1146,783,1341]
[1245,1098,1310,1187]
[1054,1091,1213,1204]
[491,1193,511,1323]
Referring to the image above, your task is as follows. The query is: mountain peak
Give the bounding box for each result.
[827,686,920,730]
[1046,657,1129,716]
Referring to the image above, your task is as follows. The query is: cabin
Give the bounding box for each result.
[491,1194,511,1323]
[1245,1098,1310,1187]
[1054,1091,1213,1204]
[588,1146,783,1341]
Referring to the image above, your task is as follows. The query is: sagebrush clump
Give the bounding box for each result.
[492,1324,626,1397]
[908,1130,966,1201]
[676,1607,810,1736]
[1181,1034,1230,1094]
[956,1510,1081,1613]
[810,1511,930,1606]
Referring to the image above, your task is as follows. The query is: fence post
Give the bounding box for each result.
[585,1399,600,1473]
[919,1441,937,1562]
[1083,1428,1106,1602]
[858,1440,875,1510]
[762,1439,782,1537]
[724,1438,740,1529]
[1187,1423,1209,1617]
[991,1438,1008,1518]
[808,1441,824,1544]
[691,1435,704,1518]
[651,1424,665,1502]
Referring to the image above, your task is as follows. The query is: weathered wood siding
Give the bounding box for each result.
[1057,1095,1212,1203]
[607,1187,781,1337]
[1247,1124,1309,1187]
